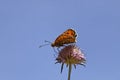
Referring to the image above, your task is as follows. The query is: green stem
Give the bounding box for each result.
[68,64,72,80]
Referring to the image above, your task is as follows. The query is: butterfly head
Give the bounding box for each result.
[51,43,55,47]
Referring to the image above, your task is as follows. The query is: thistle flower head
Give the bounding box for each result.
[56,44,86,66]
[56,44,86,80]
[56,44,86,75]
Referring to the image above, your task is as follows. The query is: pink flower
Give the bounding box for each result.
[55,44,86,80]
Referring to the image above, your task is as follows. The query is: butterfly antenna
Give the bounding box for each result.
[39,43,50,48]
[39,40,52,48]
[44,40,52,43]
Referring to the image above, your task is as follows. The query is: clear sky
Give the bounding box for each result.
[0,0,120,80]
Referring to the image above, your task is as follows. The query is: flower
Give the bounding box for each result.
[55,44,86,80]
[56,44,86,67]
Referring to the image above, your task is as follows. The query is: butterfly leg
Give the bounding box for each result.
[53,47,58,53]
[57,47,61,52]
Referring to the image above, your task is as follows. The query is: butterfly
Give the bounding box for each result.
[51,28,77,47]
[39,28,77,48]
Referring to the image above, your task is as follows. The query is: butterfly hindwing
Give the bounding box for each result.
[51,29,77,47]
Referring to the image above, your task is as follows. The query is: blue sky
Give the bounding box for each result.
[0,0,120,80]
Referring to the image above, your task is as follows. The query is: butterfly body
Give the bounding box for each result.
[51,29,77,47]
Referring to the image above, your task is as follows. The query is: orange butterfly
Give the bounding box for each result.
[51,28,77,47]
[39,28,77,48]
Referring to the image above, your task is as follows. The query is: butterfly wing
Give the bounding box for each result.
[52,29,77,47]
[62,28,77,38]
